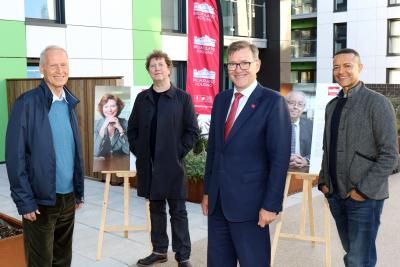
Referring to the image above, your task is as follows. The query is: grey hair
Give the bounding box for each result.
[39,45,68,66]
[286,90,306,104]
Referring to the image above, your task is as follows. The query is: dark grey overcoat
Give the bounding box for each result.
[127,85,199,200]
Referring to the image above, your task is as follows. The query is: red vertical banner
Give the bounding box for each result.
[187,0,222,115]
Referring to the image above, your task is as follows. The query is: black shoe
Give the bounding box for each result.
[136,253,167,266]
[178,261,193,267]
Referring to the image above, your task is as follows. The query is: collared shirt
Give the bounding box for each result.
[51,88,68,103]
[293,119,300,155]
[340,81,362,98]
[226,80,258,122]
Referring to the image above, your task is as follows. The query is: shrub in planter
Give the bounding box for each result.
[185,150,206,203]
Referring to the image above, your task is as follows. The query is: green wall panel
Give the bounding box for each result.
[0,58,27,162]
[0,20,26,57]
[133,0,161,31]
[132,0,161,87]
[291,62,316,70]
[291,18,317,30]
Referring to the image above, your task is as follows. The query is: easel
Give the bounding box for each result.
[96,171,151,261]
[271,172,331,267]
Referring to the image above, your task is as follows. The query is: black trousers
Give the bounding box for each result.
[23,193,76,267]
[150,199,191,262]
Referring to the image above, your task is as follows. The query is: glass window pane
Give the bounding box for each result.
[388,69,400,84]
[162,0,179,31]
[390,20,400,35]
[25,0,56,20]
[27,66,41,78]
[334,0,347,12]
[389,37,400,54]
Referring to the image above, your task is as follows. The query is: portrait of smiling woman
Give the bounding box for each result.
[94,93,130,157]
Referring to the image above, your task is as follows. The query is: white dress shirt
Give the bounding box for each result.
[225,80,258,122]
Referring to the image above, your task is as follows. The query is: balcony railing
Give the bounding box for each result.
[291,1,317,15]
[291,39,317,58]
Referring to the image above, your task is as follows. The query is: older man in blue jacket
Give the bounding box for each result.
[5,45,84,267]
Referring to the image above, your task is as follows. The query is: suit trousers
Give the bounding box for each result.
[22,192,76,267]
[208,196,271,267]
[149,199,191,262]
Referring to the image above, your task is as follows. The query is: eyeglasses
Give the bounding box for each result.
[286,101,305,108]
[227,61,254,71]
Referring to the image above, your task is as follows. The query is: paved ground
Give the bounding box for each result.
[1,163,399,266]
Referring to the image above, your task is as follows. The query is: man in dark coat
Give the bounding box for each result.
[128,50,199,267]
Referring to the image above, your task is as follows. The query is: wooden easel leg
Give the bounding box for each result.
[299,179,308,235]
[123,175,130,238]
[96,173,111,261]
[324,198,332,267]
[307,180,316,247]
[271,173,292,267]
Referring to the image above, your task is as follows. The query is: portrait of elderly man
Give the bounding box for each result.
[286,91,313,169]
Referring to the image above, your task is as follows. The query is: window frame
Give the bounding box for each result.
[388,0,400,7]
[25,0,65,26]
[387,68,400,84]
[333,23,347,55]
[161,0,186,33]
[387,19,400,56]
[171,61,187,90]
[333,0,347,12]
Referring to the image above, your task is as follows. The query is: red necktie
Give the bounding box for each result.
[224,92,243,142]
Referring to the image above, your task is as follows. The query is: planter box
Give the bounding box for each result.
[187,180,204,203]
[0,213,26,267]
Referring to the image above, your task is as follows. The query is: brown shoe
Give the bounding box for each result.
[136,253,167,266]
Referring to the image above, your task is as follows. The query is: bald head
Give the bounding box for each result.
[286,91,306,123]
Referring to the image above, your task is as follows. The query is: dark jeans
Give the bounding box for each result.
[23,193,76,267]
[327,195,384,267]
[149,199,191,262]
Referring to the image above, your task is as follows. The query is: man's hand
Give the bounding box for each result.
[349,189,366,201]
[201,195,208,216]
[289,154,308,168]
[75,203,84,210]
[23,209,40,221]
[258,208,277,228]
[321,185,329,194]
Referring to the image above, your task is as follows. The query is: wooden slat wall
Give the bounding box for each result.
[6,77,124,180]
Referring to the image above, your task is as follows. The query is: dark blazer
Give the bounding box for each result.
[127,85,199,200]
[299,117,313,160]
[5,80,84,215]
[204,84,291,222]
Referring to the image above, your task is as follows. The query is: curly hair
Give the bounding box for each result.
[97,94,125,117]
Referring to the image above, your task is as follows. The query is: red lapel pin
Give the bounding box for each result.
[251,104,256,109]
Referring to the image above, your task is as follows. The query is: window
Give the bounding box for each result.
[161,0,186,33]
[25,0,65,24]
[388,0,400,6]
[388,19,400,55]
[27,58,41,78]
[221,0,266,39]
[333,23,347,54]
[291,28,317,58]
[291,70,316,83]
[334,0,347,12]
[291,0,317,15]
[387,69,400,84]
[171,61,187,89]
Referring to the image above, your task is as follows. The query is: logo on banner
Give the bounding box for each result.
[194,35,216,55]
[328,86,340,96]
[194,2,215,22]
[193,68,216,87]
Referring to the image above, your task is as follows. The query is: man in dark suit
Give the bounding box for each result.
[286,91,313,169]
[201,40,291,267]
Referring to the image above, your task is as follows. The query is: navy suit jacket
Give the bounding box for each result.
[204,84,291,222]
